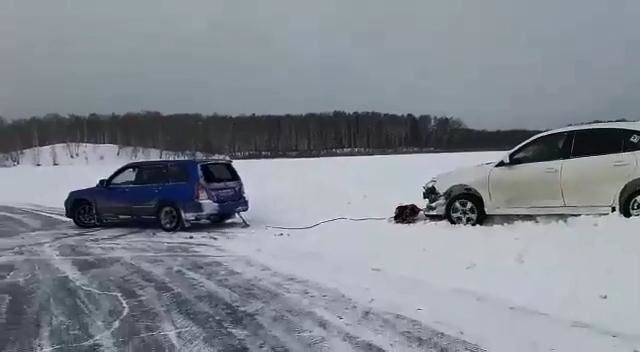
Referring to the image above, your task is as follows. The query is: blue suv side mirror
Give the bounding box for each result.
[97,179,108,188]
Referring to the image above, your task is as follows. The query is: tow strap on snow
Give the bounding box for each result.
[265,216,390,231]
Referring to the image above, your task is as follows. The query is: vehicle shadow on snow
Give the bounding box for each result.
[421,214,582,226]
[484,214,581,226]
[97,218,247,233]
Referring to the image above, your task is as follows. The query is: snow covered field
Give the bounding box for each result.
[1,146,639,351]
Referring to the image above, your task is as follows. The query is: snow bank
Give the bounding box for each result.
[0,143,223,167]
[0,145,638,351]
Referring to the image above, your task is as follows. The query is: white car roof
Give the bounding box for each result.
[539,121,640,137]
[511,121,640,152]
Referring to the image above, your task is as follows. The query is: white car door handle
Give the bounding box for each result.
[545,168,559,173]
[613,161,630,167]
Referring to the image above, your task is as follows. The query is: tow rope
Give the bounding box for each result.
[262,204,424,230]
[265,216,390,231]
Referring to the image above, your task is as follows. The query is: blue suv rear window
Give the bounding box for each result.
[200,163,240,183]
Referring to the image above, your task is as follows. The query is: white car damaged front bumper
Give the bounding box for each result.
[422,180,447,216]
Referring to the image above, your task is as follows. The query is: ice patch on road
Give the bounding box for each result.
[40,244,128,351]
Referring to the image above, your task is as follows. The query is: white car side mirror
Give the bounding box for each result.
[501,155,510,165]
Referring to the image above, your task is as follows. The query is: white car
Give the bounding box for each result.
[423,122,640,225]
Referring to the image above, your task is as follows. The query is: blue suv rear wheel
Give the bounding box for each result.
[158,205,182,232]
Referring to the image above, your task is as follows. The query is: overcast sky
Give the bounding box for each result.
[1,0,639,129]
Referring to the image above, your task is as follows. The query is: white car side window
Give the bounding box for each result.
[571,129,623,158]
[510,133,568,165]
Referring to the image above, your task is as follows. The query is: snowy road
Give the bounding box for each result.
[0,206,483,352]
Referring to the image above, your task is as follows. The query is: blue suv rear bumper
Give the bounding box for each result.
[182,198,249,221]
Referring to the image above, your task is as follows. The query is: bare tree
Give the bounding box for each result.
[50,146,59,166]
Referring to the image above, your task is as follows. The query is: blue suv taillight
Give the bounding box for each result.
[195,183,209,201]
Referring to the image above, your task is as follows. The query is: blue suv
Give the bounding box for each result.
[64,160,249,231]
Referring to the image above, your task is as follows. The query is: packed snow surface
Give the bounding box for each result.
[1,145,639,351]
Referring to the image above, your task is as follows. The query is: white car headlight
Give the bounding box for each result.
[424,179,437,190]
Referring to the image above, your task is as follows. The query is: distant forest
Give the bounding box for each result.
[0,112,539,158]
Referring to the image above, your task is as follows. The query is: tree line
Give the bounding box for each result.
[0,112,539,158]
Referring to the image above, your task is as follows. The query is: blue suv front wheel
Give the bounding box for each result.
[72,201,99,228]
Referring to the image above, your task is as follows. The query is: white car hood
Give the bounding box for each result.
[432,161,497,192]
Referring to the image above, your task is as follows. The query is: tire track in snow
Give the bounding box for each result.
[16,207,70,222]
[173,262,384,351]
[0,228,140,255]
[0,206,64,232]
[217,257,422,350]
[182,256,482,352]
[0,252,229,263]
[0,211,42,230]
[134,285,184,350]
[128,258,276,351]
[132,251,481,352]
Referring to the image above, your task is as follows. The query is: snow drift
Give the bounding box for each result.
[0,143,223,167]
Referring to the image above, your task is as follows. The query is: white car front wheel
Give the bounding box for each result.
[622,191,640,218]
[445,195,486,226]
